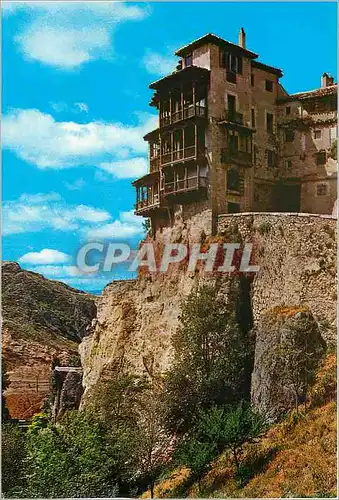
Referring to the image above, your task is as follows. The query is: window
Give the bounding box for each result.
[251,108,256,128]
[316,151,326,165]
[266,112,274,134]
[184,54,192,67]
[251,74,254,86]
[285,106,291,116]
[316,183,328,196]
[220,50,242,74]
[285,129,295,142]
[265,80,273,92]
[228,202,240,214]
[267,150,276,168]
[284,159,292,169]
[314,130,322,139]
[226,70,237,84]
[227,167,240,192]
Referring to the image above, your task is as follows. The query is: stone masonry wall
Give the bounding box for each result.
[217,212,337,342]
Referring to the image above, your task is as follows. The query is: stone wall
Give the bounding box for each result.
[217,212,337,342]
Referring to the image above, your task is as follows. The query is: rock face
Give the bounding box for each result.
[80,212,337,422]
[251,307,326,422]
[2,262,97,418]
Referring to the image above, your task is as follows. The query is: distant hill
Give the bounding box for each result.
[2,262,97,419]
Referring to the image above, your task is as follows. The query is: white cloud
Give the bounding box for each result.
[50,102,89,114]
[74,102,89,114]
[3,2,148,69]
[30,265,86,278]
[64,178,86,191]
[3,192,111,235]
[143,50,177,76]
[2,108,157,169]
[99,158,147,179]
[86,210,144,240]
[19,248,71,265]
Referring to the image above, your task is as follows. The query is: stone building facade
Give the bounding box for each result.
[133,30,337,233]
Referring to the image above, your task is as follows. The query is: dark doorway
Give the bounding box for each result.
[275,182,301,212]
[228,202,240,213]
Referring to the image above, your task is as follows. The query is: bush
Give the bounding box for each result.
[1,423,27,496]
[163,283,253,433]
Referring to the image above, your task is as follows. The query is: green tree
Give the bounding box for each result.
[164,282,253,432]
[133,387,173,498]
[25,410,131,498]
[330,139,337,160]
[1,423,27,496]
[176,402,266,484]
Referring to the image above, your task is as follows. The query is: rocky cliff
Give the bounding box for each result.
[2,262,97,418]
[79,211,337,419]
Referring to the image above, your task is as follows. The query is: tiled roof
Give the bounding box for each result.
[174,33,258,59]
[277,84,337,103]
[291,85,337,100]
[149,65,210,90]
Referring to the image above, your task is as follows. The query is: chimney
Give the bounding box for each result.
[238,27,246,49]
[321,72,334,88]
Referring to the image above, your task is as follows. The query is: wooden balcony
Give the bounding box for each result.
[150,157,160,172]
[221,148,252,166]
[225,110,244,125]
[164,175,208,196]
[161,145,197,166]
[160,104,207,127]
[135,193,161,216]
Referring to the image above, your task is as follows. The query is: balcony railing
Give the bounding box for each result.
[135,193,160,213]
[225,110,244,125]
[164,175,208,195]
[161,145,197,166]
[150,157,160,172]
[160,105,207,127]
[221,148,252,166]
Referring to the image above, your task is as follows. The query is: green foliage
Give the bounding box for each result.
[329,139,337,160]
[176,402,267,485]
[25,411,128,498]
[85,374,171,498]
[1,423,27,496]
[27,412,49,434]
[163,283,253,433]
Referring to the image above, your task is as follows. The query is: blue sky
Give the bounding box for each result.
[2,1,337,293]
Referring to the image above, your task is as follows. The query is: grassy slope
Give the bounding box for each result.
[145,354,337,499]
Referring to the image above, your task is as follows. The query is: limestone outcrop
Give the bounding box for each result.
[79,211,337,421]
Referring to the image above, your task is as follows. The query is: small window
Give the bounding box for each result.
[316,151,326,165]
[251,74,254,86]
[228,202,240,214]
[267,150,276,168]
[226,70,237,84]
[227,167,240,192]
[316,183,328,196]
[265,80,273,92]
[251,108,256,128]
[184,54,192,67]
[285,129,295,142]
[266,112,274,134]
[284,159,292,169]
[314,130,322,139]
[285,106,291,116]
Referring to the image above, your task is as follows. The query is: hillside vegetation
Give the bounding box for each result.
[143,353,337,498]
